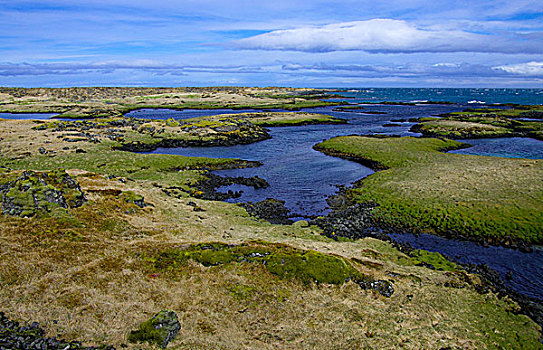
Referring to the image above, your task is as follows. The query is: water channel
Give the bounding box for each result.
[132,104,543,300]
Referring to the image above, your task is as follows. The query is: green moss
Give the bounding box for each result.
[227,283,257,301]
[315,136,466,169]
[146,242,392,293]
[119,190,144,205]
[128,321,164,346]
[398,250,460,271]
[165,118,180,127]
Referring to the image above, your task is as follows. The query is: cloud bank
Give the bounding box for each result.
[0,61,262,76]
[280,61,543,78]
[232,19,543,54]
[494,62,543,75]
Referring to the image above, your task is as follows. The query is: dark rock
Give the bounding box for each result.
[312,202,383,240]
[187,201,205,212]
[241,198,293,225]
[128,310,181,348]
[356,279,395,297]
[505,270,514,280]
[0,311,114,350]
[382,123,402,127]
[189,173,269,202]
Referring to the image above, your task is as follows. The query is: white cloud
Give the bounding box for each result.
[493,61,543,75]
[231,19,543,54]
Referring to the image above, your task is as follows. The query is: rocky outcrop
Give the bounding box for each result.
[0,312,114,350]
[0,169,86,217]
[241,198,293,225]
[311,202,386,240]
[190,173,269,201]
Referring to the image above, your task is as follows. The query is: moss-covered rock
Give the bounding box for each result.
[128,310,181,348]
[0,169,86,217]
[119,190,146,208]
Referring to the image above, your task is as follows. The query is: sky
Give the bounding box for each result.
[0,0,542,87]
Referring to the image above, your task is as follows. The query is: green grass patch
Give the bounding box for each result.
[245,112,346,127]
[144,241,393,296]
[398,250,460,272]
[0,143,243,189]
[315,136,543,244]
[411,119,516,139]
[416,105,543,140]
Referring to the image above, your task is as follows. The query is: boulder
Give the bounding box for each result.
[128,310,181,348]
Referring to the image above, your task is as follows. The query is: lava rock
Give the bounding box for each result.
[242,198,293,225]
[190,173,269,201]
[312,202,382,240]
[0,312,114,350]
[356,279,395,298]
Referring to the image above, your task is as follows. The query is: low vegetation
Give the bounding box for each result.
[315,136,543,245]
[240,112,346,126]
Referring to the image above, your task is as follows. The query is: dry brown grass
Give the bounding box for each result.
[0,170,541,349]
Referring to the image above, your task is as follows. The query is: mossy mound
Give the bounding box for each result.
[128,310,181,348]
[0,169,86,217]
[119,190,146,208]
[401,250,460,272]
[145,242,394,297]
[410,119,516,139]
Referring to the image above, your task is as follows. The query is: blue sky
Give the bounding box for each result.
[0,0,542,87]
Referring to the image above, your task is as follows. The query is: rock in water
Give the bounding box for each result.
[128,310,181,348]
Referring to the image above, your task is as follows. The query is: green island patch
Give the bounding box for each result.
[411,105,543,140]
[314,136,543,245]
